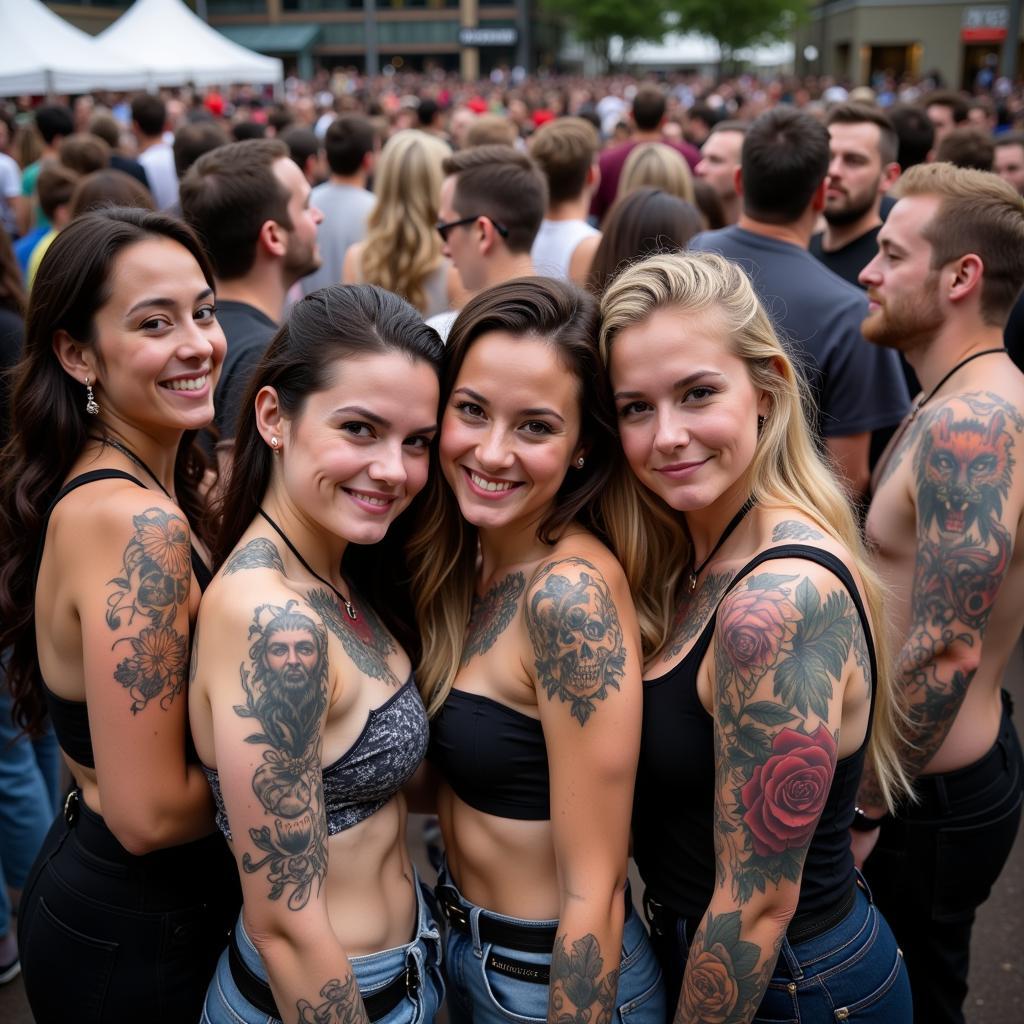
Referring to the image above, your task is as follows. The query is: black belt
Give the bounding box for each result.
[227,927,419,1021]
[644,880,857,948]
[436,883,634,955]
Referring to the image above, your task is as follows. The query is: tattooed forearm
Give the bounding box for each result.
[306,586,400,688]
[224,538,285,576]
[235,601,330,910]
[296,974,369,1024]
[771,520,824,543]
[663,570,734,662]
[107,507,191,713]
[462,572,525,665]
[675,911,781,1024]
[526,558,626,726]
[548,933,620,1024]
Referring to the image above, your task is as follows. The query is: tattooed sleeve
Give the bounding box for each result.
[234,600,330,911]
[525,558,627,726]
[860,395,1021,807]
[674,566,863,1023]
[106,507,191,714]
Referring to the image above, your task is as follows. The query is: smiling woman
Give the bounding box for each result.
[0,207,240,1023]
[190,284,447,1024]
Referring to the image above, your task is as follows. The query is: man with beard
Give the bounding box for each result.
[810,104,901,288]
[180,140,322,461]
[856,163,1024,1024]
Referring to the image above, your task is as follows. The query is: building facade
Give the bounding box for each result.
[795,1,1024,89]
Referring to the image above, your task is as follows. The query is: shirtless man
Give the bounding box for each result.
[855,163,1024,1024]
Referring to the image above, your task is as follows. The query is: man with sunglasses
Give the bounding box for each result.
[428,144,547,341]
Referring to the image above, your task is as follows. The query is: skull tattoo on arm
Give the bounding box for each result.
[526,557,627,726]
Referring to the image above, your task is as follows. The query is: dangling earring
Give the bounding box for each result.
[84,377,99,416]
[757,415,765,436]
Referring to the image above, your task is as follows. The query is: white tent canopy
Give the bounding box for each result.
[99,0,283,89]
[0,0,149,96]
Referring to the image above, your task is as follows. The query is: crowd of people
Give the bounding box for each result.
[0,66,1022,1024]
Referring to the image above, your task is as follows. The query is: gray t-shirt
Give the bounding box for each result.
[302,182,375,296]
[689,227,909,438]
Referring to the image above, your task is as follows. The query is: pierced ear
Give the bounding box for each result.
[52,329,95,382]
[254,386,286,448]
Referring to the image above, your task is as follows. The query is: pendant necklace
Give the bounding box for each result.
[688,497,756,592]
[258,508,358,621]
[89,434,172,499]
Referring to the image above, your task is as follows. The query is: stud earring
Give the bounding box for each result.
[757,415,766,436]
[84,377,99,416]
[270,436,280,450]
[576,457,585,469]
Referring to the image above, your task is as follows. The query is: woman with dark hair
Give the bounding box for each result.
[586,187,703,297]
[408,277,665,1024]
[0,207,239,1021]
[191,284,446,1024]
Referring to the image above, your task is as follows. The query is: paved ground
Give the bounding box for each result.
[3,661,1022,1022]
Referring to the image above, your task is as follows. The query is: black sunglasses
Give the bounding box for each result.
[436,214,510,242]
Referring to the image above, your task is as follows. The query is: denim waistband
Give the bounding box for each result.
[903,692,1020,817]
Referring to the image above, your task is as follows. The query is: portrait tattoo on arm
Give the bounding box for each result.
[462,571,526,665]
[549,933,620,1024]
[223,538,286,576]
[296,974,369,1024]
[106,507,191,714]
[305,587,401,688]
[234,600,330,910]
[526,558,626,726]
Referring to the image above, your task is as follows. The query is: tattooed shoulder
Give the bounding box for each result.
[462,571,526,666]
[223,537,285,576]
[771,520,824,543]
[961,390,1024,433]
[106,505,191,714]
[235,599,330,910]
[526,557,627,726]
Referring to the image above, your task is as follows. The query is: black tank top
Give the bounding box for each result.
[33,469,212,768]
[429,689,550,820]
[632,544,877,922]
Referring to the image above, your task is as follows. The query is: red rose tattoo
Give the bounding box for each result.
[740,725,838,857]
[718,585,798,692]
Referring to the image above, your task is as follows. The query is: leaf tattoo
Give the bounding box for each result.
[106,507,192,713]
[462,571,526,665]
[526,558,626,726]
[223,537,285,576]
[235,600,330,910]
[549,933,620,1024]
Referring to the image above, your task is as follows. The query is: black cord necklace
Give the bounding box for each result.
[258,508,358,621]
[907,347,1007,422]
[688,497,756,592]
[89,434,172,500]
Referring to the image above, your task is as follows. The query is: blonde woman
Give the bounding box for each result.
[409,277,664,1024]
[599,252,911,1023]
[617,142,694,205]
[343,130,463,318]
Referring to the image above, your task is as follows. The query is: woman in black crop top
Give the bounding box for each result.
[189,285,445,1024]
[0,208,239,1022]
[409,278,665,1024]
[598,252,913,1023]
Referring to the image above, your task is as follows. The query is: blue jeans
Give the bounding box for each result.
[438,865,665,1024]
[653,878,911,1023]
[202,874,444,1024]
[0,676,60,937]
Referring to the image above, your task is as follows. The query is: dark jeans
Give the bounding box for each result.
[18,791,240,1024]
[865,691,1024,1024]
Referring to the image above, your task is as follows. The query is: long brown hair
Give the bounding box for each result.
[0,208,215,733]
[408,276,616,717]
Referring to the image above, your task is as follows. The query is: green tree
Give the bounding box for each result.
[540,0,670,69]
[672,0,810,64]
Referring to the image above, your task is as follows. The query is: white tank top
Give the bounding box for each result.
[530,219,600,280]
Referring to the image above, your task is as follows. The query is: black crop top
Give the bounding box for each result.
[33,469,212,769]
[429,689,550,820]
[632,545,877,924]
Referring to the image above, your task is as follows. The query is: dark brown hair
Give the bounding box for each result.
[37,163,80,222]
[179,138,291,280]
[935,126,995,171]
[442,144,547,253]
[587,187,702,295]
[0,208,215,733]
[59,133,111,176]
[69,169,155,220]
[826,103,899,165]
